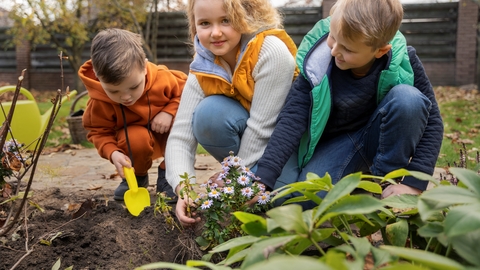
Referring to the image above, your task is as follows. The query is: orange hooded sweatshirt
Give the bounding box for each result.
[78,60,187,162]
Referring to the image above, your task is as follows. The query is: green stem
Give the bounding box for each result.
[445,244,452,257]
[409,231,413,249]
[425,237,432,251]
[309,235,327,256]
[332,222,350,245]
[339,216,354,236]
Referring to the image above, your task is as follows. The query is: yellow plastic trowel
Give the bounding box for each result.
[123,167,150,216]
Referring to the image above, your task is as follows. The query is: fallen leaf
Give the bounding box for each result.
[87,184,102,191]
[194,164,212,170]
[1,183,13,198]
[72,198,96,219]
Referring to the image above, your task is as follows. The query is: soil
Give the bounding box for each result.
[0,147,222,270]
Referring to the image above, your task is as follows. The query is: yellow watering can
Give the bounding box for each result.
[0,85,77,150]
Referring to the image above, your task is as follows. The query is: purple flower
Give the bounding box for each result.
[257,192,271,205]
[241,187,253,198]
[201,200,213,210]
[237,174,250,186]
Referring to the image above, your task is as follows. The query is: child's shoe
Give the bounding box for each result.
[157,167,177,203]
[113,174,149,201]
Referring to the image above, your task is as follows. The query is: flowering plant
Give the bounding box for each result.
[194,151,273,249]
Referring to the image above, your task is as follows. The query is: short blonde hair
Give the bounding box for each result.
[91,28,146,84]
[186,0,283,41]
[330,0,403,49]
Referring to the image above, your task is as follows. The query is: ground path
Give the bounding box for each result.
[28,147,222,197]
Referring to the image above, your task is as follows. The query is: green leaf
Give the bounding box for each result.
[449,167,480,195]
[267,204,309,234]
[382,194,418,209]
[233,212,265,224]
[418,185,480,221]
[380,245,465,270]
[211,235,259,253]
[284,237,316,255]
[246,256,332,270]
[384,168,413,179]
[52,258,61,270]
[385,218,409,247]
[241,220,268,236]
[444,204,480,237]
[380,264,430,270]
[136,262,199,269]
[370,246,395,268]
[384,169,437,184]
[186,260,231,270]
[321,250,349,270]
[306,172,333,187]
[326,195,384,216]
[314,173,361,220]
[449,230,480,267]
[417,222,444,238]
[223,248,249,266]
[242,236,298,268]
[357,180,382,194]
[348,236,372,259]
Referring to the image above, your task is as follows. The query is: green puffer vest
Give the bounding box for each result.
[296,17,414,167]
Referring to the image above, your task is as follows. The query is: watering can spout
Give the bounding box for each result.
[0,86,78,149]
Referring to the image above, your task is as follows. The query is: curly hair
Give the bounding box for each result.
[186,0,283,42]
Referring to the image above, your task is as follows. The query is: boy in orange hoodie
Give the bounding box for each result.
[78,28,187,201]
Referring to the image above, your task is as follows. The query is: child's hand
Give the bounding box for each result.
[151,111,173,134]
[175,185,201,226]
[381,183,421,199]
[208,172,224,187]
[111,151,132,178]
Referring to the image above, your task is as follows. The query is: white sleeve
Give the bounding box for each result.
[165,73,205,191]
[237,35,296,168]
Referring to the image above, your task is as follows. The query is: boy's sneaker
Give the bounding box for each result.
[157,167,177,203]
[113,174,149,201]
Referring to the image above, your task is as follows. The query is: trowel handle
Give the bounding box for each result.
[123,167,138,193]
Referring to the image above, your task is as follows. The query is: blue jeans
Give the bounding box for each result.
[278,84,432,209]
[192,95,249,163]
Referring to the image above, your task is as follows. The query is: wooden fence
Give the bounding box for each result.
[0,1,478,90]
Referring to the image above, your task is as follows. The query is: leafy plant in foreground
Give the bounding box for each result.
[137,166,480,270]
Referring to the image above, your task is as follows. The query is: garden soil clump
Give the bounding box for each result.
[1,148,221,269]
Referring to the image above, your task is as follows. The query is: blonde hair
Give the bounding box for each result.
[91,28,146,84]
[186,0,283,41]
[330,0,403,49]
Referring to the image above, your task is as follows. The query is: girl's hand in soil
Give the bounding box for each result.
[111,151,132,178]
[381,183,421,199]
[151,111,173,134]
[175,185,201,226]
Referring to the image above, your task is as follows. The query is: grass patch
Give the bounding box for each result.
[437,98,480,169]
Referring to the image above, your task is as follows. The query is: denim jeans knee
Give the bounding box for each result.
[192,95,249,162]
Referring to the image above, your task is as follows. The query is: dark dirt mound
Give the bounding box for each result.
[1,187,203,270]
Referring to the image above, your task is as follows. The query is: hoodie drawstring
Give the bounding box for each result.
[119,92,153,168]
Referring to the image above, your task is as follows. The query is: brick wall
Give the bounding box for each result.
[15,40,30,89]
[28,72,76,92]
[455,0,479,85]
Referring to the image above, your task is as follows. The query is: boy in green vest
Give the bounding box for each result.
[255,0,444,208]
